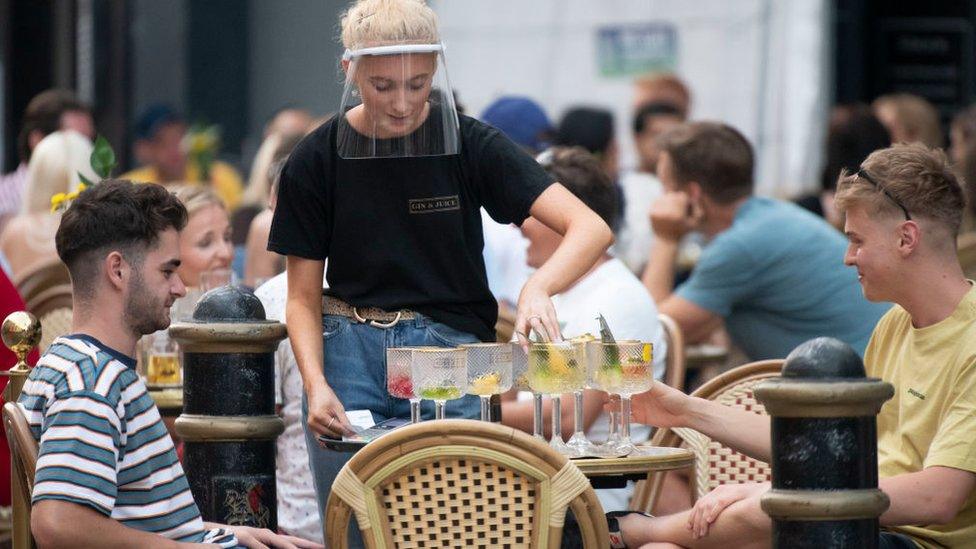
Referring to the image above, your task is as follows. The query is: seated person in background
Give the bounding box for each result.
[554,107,620,207]
[501,146,666,512]
[641,122,890,360]
[0,89,94,231]
[255,269,327,544]
[235,107,313,283]
[0,130,95,279]
[873,93,943,149]
[794,103,890,229]
[122,104,244,210]
[632,73,692,118]
[616,143,976,549]
[19,179,320,548]
[949,104,976,231]
[172,185,234,292]
[244,132,304,287]
[614,101,685,275]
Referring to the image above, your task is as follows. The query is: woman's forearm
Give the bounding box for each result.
[285,258,328,394]
[528,211,612,296]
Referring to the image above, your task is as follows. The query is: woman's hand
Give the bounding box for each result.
[514,282,561,347]
[629,380,693,429]
[306,383,354,439]
[687,482,768,539]
[223,524,325,549]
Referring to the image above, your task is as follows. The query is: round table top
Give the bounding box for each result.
[572,445,694,477]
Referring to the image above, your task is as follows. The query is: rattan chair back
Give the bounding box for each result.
[658,314,686,391]
[495,302,517,343]
[633,359,783,512]
[325,419,608,549]
[4,401,38,539]
[14,260,72,352]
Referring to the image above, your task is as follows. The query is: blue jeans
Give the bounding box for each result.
[302,313,481,548]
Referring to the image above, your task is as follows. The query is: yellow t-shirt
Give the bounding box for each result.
[865,284,976,548]
[121,160,243,211]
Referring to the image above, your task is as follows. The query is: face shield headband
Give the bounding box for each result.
[336,43,460,159]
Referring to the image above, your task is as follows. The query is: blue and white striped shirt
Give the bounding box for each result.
[19,335,239,546]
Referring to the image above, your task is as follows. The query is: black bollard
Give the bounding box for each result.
[169,286,287,529]
[754,337,894,548]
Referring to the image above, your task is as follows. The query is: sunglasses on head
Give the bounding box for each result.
[856,169,911,221]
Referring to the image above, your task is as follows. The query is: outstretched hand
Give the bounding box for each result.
[628,381,693,429]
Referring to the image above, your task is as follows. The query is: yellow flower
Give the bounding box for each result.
[50,193,66,213]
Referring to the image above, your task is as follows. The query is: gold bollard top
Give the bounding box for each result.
[2,311,41,375]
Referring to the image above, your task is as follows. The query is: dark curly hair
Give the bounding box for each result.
[56,180,187,299]
[538,146,619,230]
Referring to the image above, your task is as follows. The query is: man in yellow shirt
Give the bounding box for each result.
[122,104,243,210]
[610,143,975,548]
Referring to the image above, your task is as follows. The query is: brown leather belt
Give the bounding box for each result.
[323,296,416,328]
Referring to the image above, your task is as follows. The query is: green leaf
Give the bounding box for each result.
[78,172,95,187]
[90,135,117,179]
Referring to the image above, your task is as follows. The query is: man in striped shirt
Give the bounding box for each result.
[19,180,321,548]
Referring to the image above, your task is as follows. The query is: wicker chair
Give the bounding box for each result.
[325,419,609,548]
[658,314,686,391]
[495,302,517,343]
[14,260,72,352]
[632,359,783,513]
[3,402,38,547]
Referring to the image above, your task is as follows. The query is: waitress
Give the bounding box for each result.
[268,0,612,535]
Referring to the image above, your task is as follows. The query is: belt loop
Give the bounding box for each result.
[413,313,426,329]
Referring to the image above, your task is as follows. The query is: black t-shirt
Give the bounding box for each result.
[268,113,554,341]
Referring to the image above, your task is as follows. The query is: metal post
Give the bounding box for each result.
[754,337,894,548]
[169,286,286,530]
[2,311,41,549]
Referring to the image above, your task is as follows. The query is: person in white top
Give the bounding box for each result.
[255,271,327,543]
[614,102,685,275]
[502,146,667,513]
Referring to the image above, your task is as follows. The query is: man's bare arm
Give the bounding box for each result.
[632,381,772,462]
[880,466,976,526]
[33,500,201,548]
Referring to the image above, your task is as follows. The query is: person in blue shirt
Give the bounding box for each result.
[641,121,889,359]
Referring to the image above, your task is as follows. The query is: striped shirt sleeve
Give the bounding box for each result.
[32,389,123,515]
[202,527,241,547]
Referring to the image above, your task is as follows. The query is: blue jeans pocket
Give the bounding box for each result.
[322,314,349,341]
[425,319,480,347]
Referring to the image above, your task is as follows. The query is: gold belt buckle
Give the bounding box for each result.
[352,307,402,328]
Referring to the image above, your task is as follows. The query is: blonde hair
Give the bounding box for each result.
[873,94,943,148]
[340,0,439,50]
[835,143,965,237]
[21,130,95,214]
[241,133,282,207]
[171,184,226,217]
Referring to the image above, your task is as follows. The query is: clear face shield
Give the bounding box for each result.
[337,44,460,159]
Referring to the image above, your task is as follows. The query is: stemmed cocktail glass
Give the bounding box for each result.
[511,343,545,440]
[461,343,513,421]
[587,340,653,455]
[387,347,422,423]
[412,347,467,420]
[527,342,585,455]
[565,335,599,456]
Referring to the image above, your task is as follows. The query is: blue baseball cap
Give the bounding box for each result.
[480,96,553,154]
[134,103,183,140]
